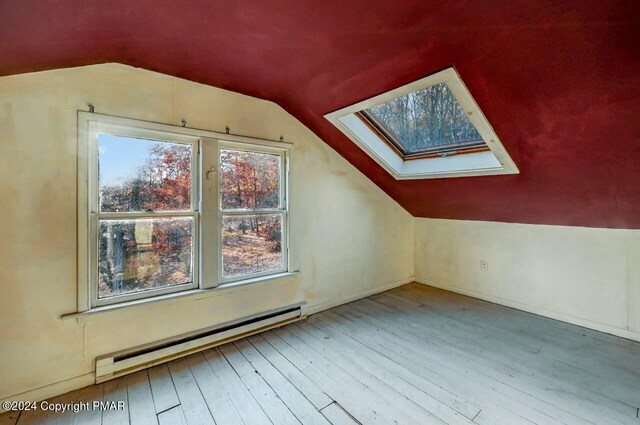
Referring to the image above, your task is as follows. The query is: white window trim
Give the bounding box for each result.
[77,112,292,312]
[215,140,289,285]
[324,67,519,180]
[87,122,200,308]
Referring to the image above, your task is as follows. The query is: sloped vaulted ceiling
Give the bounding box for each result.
[1,0,639,228]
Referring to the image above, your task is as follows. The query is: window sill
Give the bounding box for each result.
[61,271,301,325]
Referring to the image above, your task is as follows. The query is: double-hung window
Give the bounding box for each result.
[218,144,288,283]
[78,113,290,310]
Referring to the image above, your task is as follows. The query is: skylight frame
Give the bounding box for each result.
[356,109,488,158]
[325,67,518,180]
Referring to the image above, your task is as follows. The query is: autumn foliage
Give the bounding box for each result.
[101,144,192,213]
[99,143,193,296]
[99,143,283,297]
[219,149,282,249]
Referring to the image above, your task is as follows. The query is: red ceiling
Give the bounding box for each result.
[2,1,639,228]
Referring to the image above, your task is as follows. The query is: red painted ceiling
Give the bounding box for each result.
[1,1,639,228]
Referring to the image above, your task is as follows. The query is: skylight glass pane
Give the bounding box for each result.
[364,82,485,155]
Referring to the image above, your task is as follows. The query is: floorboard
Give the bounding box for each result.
[167,358,215,425]
[202,348,271,425]
[340,299,603,424]
[125,371,156,425]
[147,365,179,415]
[220,344,301,425]
[3,283,639,424]
[156,406,186,425]
[362,288,638,423]
[320,307,546,424]
[73,384,104,425]
[247,334,332,411]
[234,339,330,425]
[186,352,243,425]
[320,403,359,425]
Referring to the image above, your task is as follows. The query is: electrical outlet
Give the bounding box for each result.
[480,261,488,271]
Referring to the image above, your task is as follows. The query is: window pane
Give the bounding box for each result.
[98,217,193,298]
[220,149,280,210]
[99,134,192,212]
[222,214,283,278]
[364,82,485,154]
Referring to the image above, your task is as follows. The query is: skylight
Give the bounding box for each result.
[361,82,485,156]
[325,67,518,179]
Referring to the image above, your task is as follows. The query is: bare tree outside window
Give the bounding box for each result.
[364,82,485,154]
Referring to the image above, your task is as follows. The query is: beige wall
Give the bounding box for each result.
[0,64,414,402]
[2,62,637,405]
[414,218,640,342]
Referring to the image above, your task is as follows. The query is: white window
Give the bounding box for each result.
[218,144,288,283]
[325,67,518,179]
[78,113,290,310]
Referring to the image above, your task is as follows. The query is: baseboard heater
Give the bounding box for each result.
[96,302,306,383]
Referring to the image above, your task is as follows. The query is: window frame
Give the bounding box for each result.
[88,123,200,307]
[324,67,519,179]
[356,110,489,159]
[78,112,291,312]
[216,140,289,285]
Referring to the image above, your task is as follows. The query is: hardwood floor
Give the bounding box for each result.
[2,283,639,424]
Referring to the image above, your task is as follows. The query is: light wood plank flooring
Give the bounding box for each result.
[2,283,640,424]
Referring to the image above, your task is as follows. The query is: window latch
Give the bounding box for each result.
[437,151,458,158]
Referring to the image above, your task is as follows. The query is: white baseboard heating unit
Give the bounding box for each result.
[96,302,306,383]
